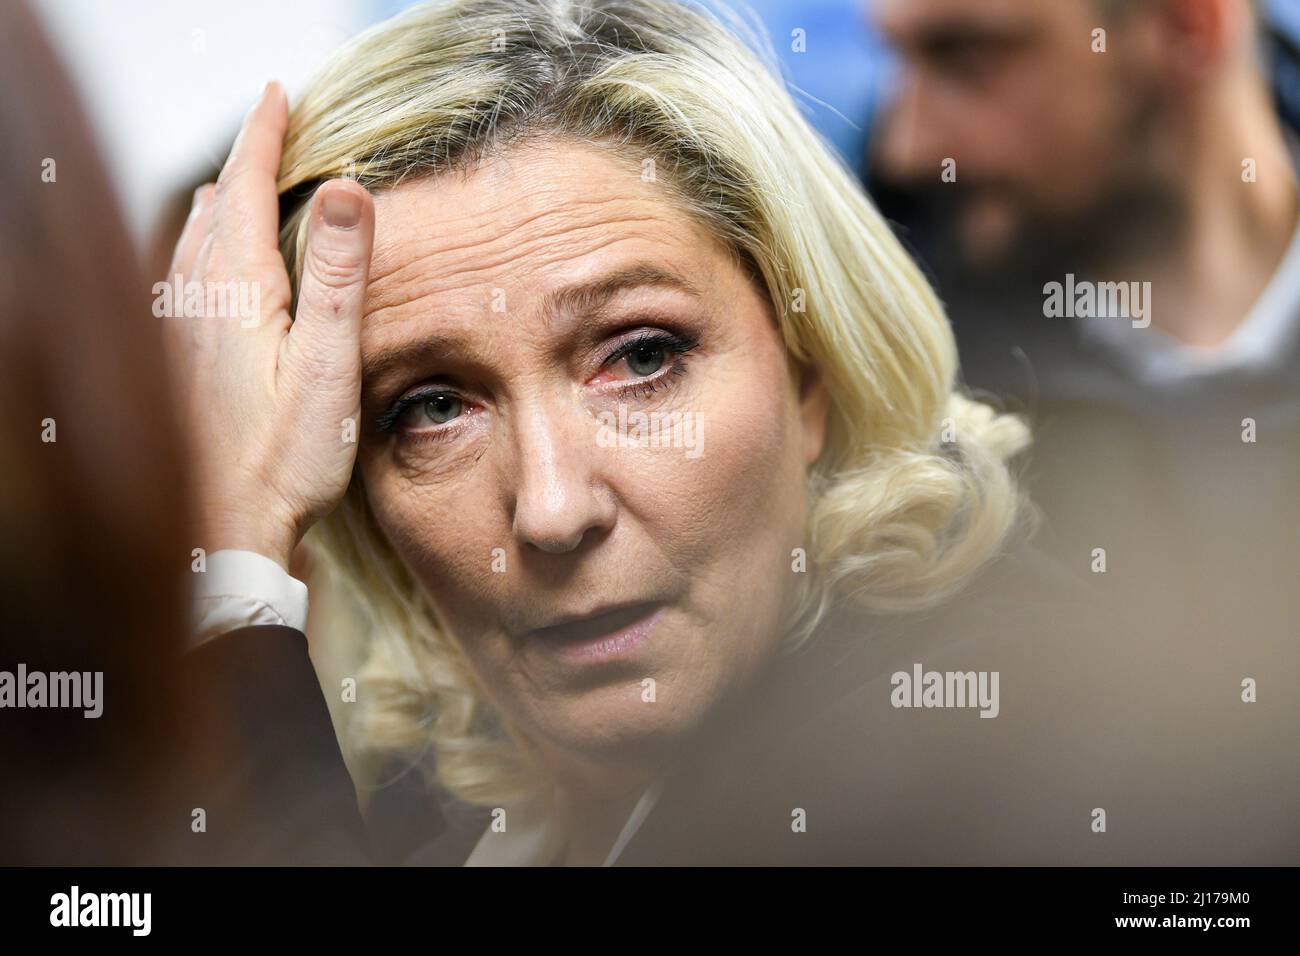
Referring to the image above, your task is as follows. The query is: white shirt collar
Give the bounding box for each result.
[1076,206,1300,386]
[1076,129,1300,387]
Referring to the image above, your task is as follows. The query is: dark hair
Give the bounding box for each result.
[0,0,200,864]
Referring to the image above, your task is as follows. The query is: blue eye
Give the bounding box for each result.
[378,391,464,433]
[603,330,698,378]
[419,394,462,424]
[625,344,667,377]
[376,328,701,437]
[593,329,700,401]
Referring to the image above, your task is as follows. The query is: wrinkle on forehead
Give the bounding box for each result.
[360,141,728,327]
[366,208,681,321]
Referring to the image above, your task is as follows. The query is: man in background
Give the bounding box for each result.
[864,0,1299,853]
[867,0,1299,631]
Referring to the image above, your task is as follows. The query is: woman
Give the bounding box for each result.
[172,0,1122,866]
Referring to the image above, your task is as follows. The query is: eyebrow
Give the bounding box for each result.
[883,15,1034,55]
[361,262,706,385]
[538,263,704,326]
[915,21,1034,54]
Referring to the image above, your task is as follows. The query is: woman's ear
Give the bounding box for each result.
[796,362,830,467]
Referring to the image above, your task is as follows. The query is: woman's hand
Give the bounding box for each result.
[165,81,376,570]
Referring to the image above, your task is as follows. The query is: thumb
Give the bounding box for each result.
[288,179,375,356]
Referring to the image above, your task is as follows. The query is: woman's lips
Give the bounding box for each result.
[522,603,664,663]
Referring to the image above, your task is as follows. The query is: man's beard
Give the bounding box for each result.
[948,93,1186,295]
[948,175,1186,294]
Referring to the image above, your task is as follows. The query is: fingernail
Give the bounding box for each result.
[322,187,362,229]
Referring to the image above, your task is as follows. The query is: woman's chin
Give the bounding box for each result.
[522,680,714,763]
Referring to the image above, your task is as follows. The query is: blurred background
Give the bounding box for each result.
[7,0,1298,863]
[30,0,1300,248]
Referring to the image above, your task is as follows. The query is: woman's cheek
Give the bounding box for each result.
[707,350,797,478]
[362,464,504,627]
[637,361,798,561]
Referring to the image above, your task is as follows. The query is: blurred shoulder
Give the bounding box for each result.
[620,539,1126,864]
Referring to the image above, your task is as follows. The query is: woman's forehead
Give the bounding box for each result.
[361,142,730,328]
[370,143,701,260]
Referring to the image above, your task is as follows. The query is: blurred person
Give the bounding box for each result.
[0,0,203,864]
[167,0,1295,866]
[872,0,1297,334]
[868,0,1300,668]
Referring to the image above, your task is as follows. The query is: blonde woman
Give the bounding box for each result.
[171,0,1114,866]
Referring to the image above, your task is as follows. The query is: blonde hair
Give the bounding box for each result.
[275,0,1030,810]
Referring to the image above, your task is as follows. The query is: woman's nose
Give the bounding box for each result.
[508,400,616,554]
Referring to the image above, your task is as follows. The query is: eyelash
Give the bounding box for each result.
[598,329,698,396]
[376,329,700,438]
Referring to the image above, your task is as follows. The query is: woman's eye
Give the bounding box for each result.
[376,388,472,439]
[625,345,667,377]
[591,330,700,391]
[423,394,462,423]
[406,393,463,427]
